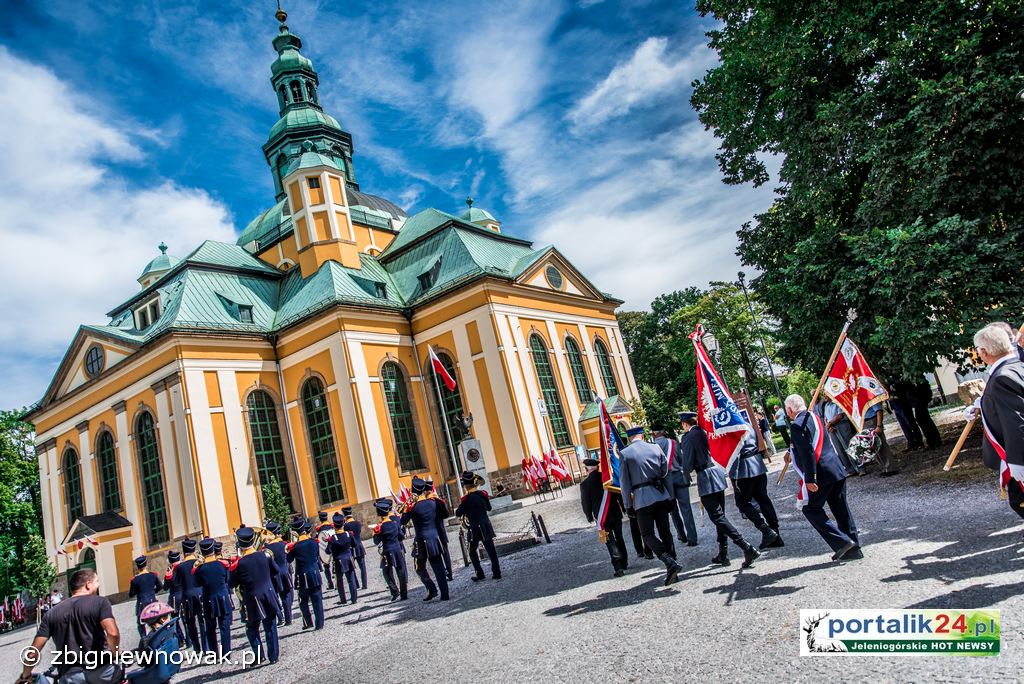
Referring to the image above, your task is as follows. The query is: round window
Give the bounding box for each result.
[545,265,564,290]
[84,345,105,377]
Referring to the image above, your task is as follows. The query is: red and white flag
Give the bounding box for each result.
[521,458,538,490]
[428,345,457,391]
[790,411,827,508]
[822,337,888,431]
[546,449,570,482]
[13,597,23,622]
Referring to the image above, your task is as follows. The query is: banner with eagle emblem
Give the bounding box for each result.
[822,337,888,431]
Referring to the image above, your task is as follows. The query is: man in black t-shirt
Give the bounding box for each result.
[17,568,121,684]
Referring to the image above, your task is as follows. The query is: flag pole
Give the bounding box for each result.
[429,349,464,498]
[943,418,977,471]
[777,310,856,485]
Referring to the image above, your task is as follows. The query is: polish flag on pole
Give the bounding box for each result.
[428,345,457,391]
[521,458,537,490]
[547,449,570,482]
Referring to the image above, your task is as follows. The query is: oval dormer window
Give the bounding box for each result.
[85,344,105,377]
[545,265,564,290]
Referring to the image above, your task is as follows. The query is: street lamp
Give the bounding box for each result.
[737,271,788,421]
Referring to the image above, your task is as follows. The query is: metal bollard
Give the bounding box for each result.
[537,514,551,544]
[530,512,543,540]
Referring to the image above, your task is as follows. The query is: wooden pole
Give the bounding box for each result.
[942,418,977,471]
[777,319,853,485]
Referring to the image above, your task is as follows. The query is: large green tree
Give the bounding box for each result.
[692,0,1024,380]
[0,411,42,597]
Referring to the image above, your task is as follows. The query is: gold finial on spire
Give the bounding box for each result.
[275,1,288,25]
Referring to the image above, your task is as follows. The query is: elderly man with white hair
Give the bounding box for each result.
[785,394,862,561]
[973,323,1024,522]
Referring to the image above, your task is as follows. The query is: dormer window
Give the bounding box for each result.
[418,256,443,291]
[307,177,321,190]
[374,282,387,298]
[238,305,253,323]
[135,297,160,330]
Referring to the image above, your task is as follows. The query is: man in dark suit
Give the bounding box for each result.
[401,477,450,601]
[171,538,205,652]
[229,526,282,664]
[785,395,862,561]
[341,507,368,590]
[128,555,162,639]
[579,457,628,576]
[286,517,324,630]
[372,499,408,601]
[327,513,358,605]
[974,324,1024,521]
[455,471,502,581]
[619,426,682,585]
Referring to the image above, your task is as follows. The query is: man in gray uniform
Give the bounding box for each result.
[729,431,783,549]
[619,426,683,586]
[653,425,697,546]
[680,412,759,568]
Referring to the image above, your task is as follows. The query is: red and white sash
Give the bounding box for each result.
[790,411,825,508]
[981,411,1013,491]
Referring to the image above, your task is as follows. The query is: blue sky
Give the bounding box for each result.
[0,0,776,409]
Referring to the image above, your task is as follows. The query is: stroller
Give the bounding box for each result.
[125,615,182,684]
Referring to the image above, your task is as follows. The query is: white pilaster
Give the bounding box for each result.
[218,370,261,526]
[183,369,229,538]
[37,443,56,557]
[451,324,497,472]
[547,320,582,429]
[152,382,186,538]
[578,323,606,399]
[167,376,202,534]
[347,338,391,499]
[610,325,640,399]
[328,340,373,502]
[477,313,526,465]
[500,314,546,455]
[76,422,97,515]
[113,404,144,553]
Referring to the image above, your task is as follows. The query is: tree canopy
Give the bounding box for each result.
[0,411,42,597]
[692,0,1024,380]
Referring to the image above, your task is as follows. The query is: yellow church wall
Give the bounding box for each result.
[307,179,325,206]
[204,371,222,408]
[113,540,135,594]
[288,183,304,212]
[312,211,330,242]
[209,412,241,532]
[352,224,373,251]
[466,320,483,355]
[411,290,491,333]
[372,228,396,251]
[328,176,344,205]
[484,314,540,461]
[282,349,336,391]
[472,356,509,470]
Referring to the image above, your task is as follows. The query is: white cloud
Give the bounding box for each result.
[569,37,714,129]
[0,48,234,408]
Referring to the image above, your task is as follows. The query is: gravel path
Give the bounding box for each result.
[2,439,1020,682]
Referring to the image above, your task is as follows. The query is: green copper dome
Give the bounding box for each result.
[268,108,343,141]
[271,46,313,78]
[458,198,499,225]
[138,243,180,281]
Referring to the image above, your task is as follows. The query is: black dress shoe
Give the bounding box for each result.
[390,594,400,602]
[664,563,682,586]
[492,574,502,580]
[471,574,485,582]
[613,569,625,577]
[423,592,437,602]
[831,540,858,561]
[742,546,760,568]
[687,541,698,547]
[841,547,864,561]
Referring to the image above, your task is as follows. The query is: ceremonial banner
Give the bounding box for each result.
[822,337,888,431]
[598,398,624,492]
[690,326,752,468]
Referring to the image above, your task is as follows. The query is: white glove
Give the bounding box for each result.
[964,397,982,421]
[1008,463,1024,482]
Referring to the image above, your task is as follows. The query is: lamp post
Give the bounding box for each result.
[737,271,788,422]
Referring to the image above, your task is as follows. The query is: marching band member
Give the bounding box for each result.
[315,511,335,590]
[425,477,454,581]
[171,538,206,652]
[327,513,358,605]
[164,550,185,646]
[229,525,282,666]
[372,499,407,602]
[401,477,450,601]
[455,471,501,581]
[287,517,325,630]
[128,555,162,639]
[341,507,368,590]
[193,537,232,656]
[263,521,294,626]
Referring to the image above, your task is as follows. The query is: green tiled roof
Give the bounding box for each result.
[285,150,340,176]
[271,47,313,78]
[578,395,632,421]
[138,244,180,281]
[460,206,498,224]
[268,107,342,141]
[238,200,291,247]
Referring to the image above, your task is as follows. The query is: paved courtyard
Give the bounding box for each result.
[2,424,1021,682]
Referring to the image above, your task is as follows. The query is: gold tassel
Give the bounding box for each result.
[598,529,608,543]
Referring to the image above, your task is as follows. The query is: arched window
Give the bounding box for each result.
[246,390,294,511]
[382,362,425,472]
[529,334,572,448]
[62,447,84,526]
[95,431,121,512]
[426,351,463,474]
[564,336,593,403]
[134,412,169,546]
[300,378,345,504]
[306,80,318,103]
[290,80,303,103]
[594,337,620,397]
[277,84,288,109]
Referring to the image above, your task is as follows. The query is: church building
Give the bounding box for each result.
[25,9,638,595]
